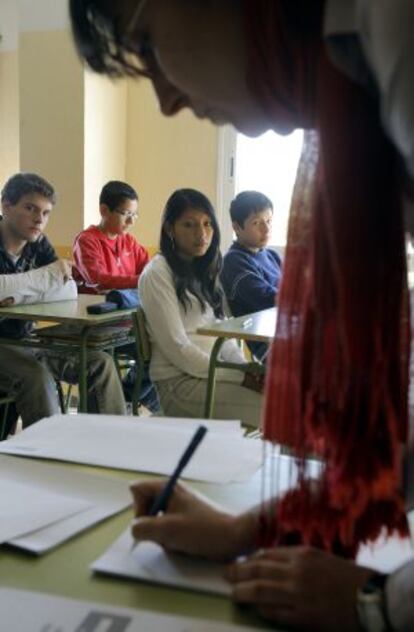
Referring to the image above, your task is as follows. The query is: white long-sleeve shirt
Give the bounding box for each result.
[0,260,66,302]
[138,254,247,383]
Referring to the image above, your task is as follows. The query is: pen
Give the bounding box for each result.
[148,425,208,516]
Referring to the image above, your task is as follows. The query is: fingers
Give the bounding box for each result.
[226,558,290,584]
[0,297,14,307]
[131,514,196,555]
[232,579,292,608]
[130,479,167,516]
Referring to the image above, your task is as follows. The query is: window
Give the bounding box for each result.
[235,130,303,250]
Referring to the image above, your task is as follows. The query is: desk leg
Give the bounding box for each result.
[131,313,143,416]
[79,327,89,412]
[204,337,225,419]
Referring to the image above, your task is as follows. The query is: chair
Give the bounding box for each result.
[115,308,154,415]
[0,394,16,441]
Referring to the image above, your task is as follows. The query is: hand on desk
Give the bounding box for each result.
[56,259,73,283]
[242,371,264,394]
[0,297,14,307]
[130,480,257,562]
[226,547,372,631]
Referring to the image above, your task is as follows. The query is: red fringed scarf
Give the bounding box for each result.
[245,0,410,556]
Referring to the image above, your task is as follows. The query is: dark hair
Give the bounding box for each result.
[99,180,138,211]
[1,173,56,206]
[160,189,224,318]
[69,0,146,77]
[230,191,273,227]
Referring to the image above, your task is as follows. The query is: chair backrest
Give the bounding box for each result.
[134,307,152,363]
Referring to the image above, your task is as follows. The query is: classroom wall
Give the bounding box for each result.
[0,1,20,186]
[84,72,128,228]
[126,80,219,251]
[0,51,20,186]
[19,29,85,246]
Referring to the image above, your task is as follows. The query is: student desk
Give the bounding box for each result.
[197,307,277,418]
[1,456,275,630]
[0,296,137,412]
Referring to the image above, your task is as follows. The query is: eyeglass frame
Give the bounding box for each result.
[113,209,139,220]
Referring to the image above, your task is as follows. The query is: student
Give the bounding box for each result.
[73,180,158,411]
[73,180,149,294]
[138,188,263,428]
[0,173,126,428]
[221,191,282,361]
[70,1,414,629]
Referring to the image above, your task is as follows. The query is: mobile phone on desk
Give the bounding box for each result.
[87,301,118,315]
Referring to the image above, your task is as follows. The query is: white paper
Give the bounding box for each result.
[357,530,414,573]
[0,478,90,543]
[0,588,261,632]
[0,414,262,484]
[0,455,131,553]
[92,529,231,597]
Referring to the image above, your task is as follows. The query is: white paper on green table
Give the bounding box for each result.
[0,478,90,543]
[0,456,131,554]
[92,529,231,597]
[0,414,262,484]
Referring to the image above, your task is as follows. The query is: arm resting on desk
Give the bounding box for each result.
[0,261,66,302]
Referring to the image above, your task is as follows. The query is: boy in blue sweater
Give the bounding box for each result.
[220,191,282,361]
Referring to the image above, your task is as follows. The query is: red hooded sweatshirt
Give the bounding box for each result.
[73,225,149,294]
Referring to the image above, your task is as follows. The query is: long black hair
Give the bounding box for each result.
[160,189,224,318]
[69,0,147,77]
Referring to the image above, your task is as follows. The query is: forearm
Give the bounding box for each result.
[0,261,64,300]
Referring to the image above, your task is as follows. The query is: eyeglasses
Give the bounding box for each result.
[114,210,138,220]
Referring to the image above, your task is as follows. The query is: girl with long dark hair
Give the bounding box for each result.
[138,188,263,427]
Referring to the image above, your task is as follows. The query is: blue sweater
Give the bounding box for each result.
[220,242,282,360]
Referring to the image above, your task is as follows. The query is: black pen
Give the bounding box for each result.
[148,425,208,516]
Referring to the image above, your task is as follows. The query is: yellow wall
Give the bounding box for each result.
[19,30,84,246]
[84,71,128,228]
[0,50,20,186]
[126,80,219,250]
[13,29,220,253]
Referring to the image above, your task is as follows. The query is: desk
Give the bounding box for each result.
[1,457,274,630]
[0,296,137,412]
[197,308,277,418]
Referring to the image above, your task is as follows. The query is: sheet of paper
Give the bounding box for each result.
[0,455,131,554]
[0,478,90,543]
[0,588,261,632]
[0,415,262,484]
[92,529,231,597]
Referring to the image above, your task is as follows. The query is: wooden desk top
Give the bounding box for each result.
[0,295,136,326]
[197,308,277,343]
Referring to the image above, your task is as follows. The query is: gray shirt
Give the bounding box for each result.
[325,0,414,177]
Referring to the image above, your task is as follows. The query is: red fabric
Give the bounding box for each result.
[245,0,410,555]
[73,225,149,293]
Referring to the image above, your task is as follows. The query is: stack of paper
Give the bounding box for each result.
[0,588,261,631]
[0,478,89,544]
[0,415,262,484]
[0,455,131,554]
[92,529,231,597]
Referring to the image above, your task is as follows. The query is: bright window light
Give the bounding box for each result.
[235,130,303,247]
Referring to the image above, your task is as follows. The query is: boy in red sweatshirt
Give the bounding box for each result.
[73,181,158,412]
[73,180,149,294]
